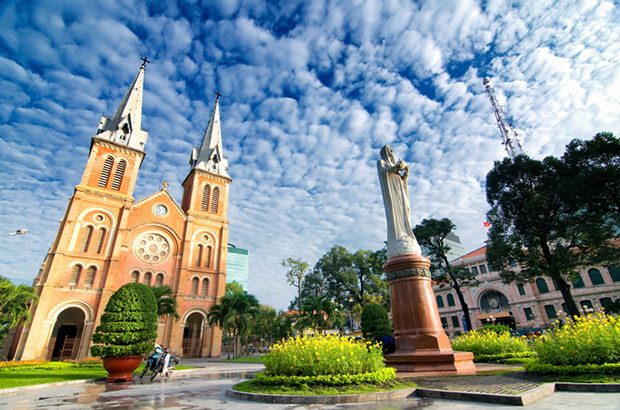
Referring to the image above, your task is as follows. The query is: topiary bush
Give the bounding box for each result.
[260,334,393,385]
[90,283,158,358]
[361,302,392,340]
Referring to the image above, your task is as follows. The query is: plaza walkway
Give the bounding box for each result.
[0,360,618,409]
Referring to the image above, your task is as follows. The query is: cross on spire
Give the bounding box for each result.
[215,91,222,101]
[162,180,169,189]
[140,57,150,69]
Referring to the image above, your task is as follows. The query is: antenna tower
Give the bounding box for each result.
[483,78,523,159]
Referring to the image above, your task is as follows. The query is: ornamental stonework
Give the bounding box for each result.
[134,233,170,264]
[386,267,431,282]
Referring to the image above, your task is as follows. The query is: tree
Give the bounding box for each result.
[414,218,478,331]
[271,311,294,341]
[485,152,620,318]
[151,285,179,319]
[299,294,343,334]
[249,304,276,348]
[208,291,259,358]
[0,277,38,346]
[225,280,245,296]
[282,258,309,313]
[361,302,392,340]
[350,249,387,306]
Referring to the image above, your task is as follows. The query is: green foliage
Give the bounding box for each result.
[0,276,38,345]
[299,295,343,334]
[233,378,414,395]
[254,367,396,386]
[282,257,310,313]
[361,302,391,339]
[485,135,620,318]
[413,218,477,331]
[532,313,620,366]
[90,283,158,358]
[474,351,535,363]
[271,311,294,341]
[524,361,620,375]
[479,324,512,335]
[208,290,259,358]
[264,334,385,377]
[225,280,245,295]
[152,285,179,319]
[451,329,531,356]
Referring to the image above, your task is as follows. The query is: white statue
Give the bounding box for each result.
[377,145,422,258]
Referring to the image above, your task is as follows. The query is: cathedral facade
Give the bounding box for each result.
[12,63,230,360]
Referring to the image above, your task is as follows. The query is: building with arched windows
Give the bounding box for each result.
[434,245,620,336]
[6,64,232,360]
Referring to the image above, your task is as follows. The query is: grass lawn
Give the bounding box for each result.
[232,379,416,396]
[225,356,265,363]
[0,363,196,390]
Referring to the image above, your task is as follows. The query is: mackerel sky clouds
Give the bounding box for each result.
[1,0,619,310]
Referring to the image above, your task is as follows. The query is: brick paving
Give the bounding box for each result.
[413,371,546,395]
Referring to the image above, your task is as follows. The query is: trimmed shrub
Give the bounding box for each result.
[524,361,620,375]
[451,329,531,356]
[474,351,535,363]
[254,367,396,386]
[479,324,511,335]
[90,283,158,358]
[532,313,620,366]
[263,334,386,379]
[361,302,392,340]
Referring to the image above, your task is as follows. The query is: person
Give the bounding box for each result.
[377,145,422,258]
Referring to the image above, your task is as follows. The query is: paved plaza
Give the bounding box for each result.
[1,361,619,409]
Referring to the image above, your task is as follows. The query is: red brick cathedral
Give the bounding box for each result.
[12,63,231,360]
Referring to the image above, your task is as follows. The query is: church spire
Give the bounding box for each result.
[96,59,149,151]
[189,93,229,177]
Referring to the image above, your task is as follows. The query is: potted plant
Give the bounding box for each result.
[90,283,158,382]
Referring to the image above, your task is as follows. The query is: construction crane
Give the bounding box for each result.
[483,78,524,159]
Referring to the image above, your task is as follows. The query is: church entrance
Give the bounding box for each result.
[48,308,85,361]
[182,313,204,358]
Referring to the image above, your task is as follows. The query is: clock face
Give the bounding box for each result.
[154,205,167,216]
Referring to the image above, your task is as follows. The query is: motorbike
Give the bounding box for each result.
[140,345,180,380]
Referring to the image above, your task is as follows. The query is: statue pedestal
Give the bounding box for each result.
[384,254,475,376]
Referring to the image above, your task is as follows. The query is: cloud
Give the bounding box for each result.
[1,0,619,312]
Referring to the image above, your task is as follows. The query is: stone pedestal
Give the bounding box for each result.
[384,254,475,376]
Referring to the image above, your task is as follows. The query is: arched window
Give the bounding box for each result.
[143,272,152,286]
[600,297,613,311]
[94,228,106,254]
[440,317,448,328]
[155,273,164,286]
[588,268,605,286]
[205,246,212,268]
[195,244,203,267]
[610,266,620,282]
[191,277,199,295]
[201,185,211,211]
[98,156,114,187]
[536,278,549,294]
[202,278,209,296]
[131,270,140,283]
[110,159,126,190]
[69,265,82,285]
[436,295,444,308]
[84,266,96,287]
[447,294,455,306]
[517,284,526,295]
[210,187,219,213]
[572,274,585,289]
[81,226,93,252]
[580,300,593,313]
[451,316,460,328]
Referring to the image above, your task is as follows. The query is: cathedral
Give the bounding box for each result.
[11,62,231,360]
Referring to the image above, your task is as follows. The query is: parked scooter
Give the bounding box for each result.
[141,345,180,380]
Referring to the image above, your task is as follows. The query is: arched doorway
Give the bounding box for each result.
[48,308,85,361]
[478,290,515,329]
[182,312,204,357]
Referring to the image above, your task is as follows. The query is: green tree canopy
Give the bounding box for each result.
[208,290,259,358]
[282,258,309,313]
[361,302,392,340]
[414,218,477,330]
[0,277,38,346]
[486,139,620,318]
[152,285,179,319]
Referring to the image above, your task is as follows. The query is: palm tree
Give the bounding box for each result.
[300,295,343,335]
[0,277,38,345]
[152,285,179,319]
[208,291,259,358]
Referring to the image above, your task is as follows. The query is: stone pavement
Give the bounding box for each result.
[0,360,619,409]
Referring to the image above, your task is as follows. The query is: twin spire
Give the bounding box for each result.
[95,60,229,178]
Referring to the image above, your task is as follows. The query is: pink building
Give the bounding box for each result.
[434,245,620,335]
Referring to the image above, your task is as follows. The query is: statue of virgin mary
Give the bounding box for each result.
[377,145,422,258]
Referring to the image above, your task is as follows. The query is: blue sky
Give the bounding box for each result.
[1,0,619,310]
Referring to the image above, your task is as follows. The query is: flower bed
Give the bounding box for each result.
[451,329,531,359]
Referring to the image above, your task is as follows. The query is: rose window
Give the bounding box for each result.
[134,233,170,264]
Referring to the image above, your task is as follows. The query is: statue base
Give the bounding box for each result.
[383,254,475,376]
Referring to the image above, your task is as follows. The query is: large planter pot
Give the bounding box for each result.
[103,355,143,382]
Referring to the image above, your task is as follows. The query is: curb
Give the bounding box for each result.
[415,383,555,406]
[225,387,416,404]
[555,382,620,393]
[0,377,105,395]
